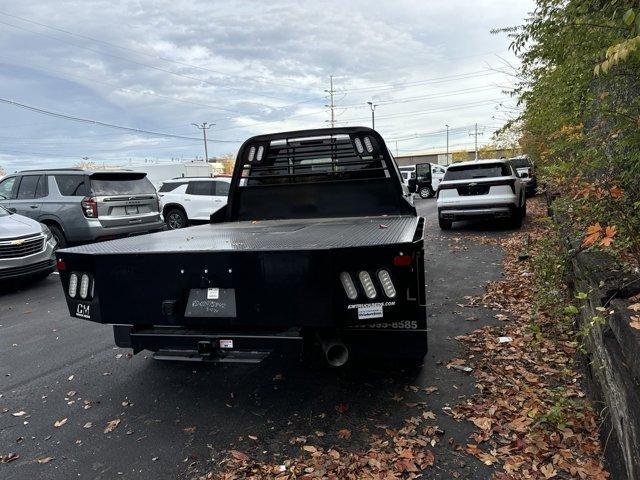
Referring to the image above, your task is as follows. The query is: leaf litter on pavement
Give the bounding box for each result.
[451,198,608,479]
[198,198,608,479]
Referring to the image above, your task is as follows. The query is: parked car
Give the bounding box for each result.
[158,176,231,229]
[0,169,165,247]
[508,155,537,196]
[408,163,447,198]
[0,206,57,282]
[436,159,526,230]
[57,127,428,366]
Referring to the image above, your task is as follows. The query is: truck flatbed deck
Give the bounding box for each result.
[57,127,428,366]
[64,215,420,255]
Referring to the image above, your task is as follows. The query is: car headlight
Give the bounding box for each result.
[41,224,53,241]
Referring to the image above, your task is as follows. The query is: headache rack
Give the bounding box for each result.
[240,134,390,186]
[225,127,413,221]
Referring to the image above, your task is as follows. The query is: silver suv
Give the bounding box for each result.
[0,206,57,282]
[436,159,526,230]
[0,169,165,247]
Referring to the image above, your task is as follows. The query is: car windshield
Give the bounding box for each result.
[444,163,510,180]
[510,157,531,168]
[90,175,155,195]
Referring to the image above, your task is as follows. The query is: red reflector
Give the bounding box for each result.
[56,258,66,271]
[393,255,412,266]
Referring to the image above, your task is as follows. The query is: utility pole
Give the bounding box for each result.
[324,76,336,128]
[468,123,484,160]
[192,122,214,161]
[445,124,450,165]
[367,101,377,130]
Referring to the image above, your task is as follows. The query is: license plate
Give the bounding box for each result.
[126,205,139,214]
[184,288,236,317]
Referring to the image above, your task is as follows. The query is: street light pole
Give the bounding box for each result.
[192,122,214,161]
[367,101,377,130]
[445,124,449,165]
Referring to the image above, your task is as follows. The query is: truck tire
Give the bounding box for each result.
[419,186,434,199]
[438,216,452,230]
[49,224,67,249]
[165,208,188,230]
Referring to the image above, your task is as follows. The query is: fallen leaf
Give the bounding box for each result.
[53,418,68,428]
[104,418,121,434]
[540,463,557,478]
[36,456,54,464]
[337,429,351,439]
[183,426,196,434]
[628,303,640,312]
[230,450,248,462]
[471,416,492,431]
[12,411,27,417]
[1,453,19,463]
[303,445,318,453]
[83,422,92,429]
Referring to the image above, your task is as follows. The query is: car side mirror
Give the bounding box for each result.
[7,207,17,213]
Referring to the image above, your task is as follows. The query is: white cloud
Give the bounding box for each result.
[0,0,533,170]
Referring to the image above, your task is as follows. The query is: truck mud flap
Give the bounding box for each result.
[114,325,303,363]
[339,327,428,360]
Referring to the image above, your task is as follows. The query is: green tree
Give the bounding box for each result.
[502,0,640,261]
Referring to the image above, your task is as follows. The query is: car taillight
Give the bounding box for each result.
[68,273,78,298]
[339,272,358,300]
[358,271,377,299]
[81,196,98,218]
[80,274,91,299]
[377,270,396,298]
[56,258,66,271]
[393,254,412,266]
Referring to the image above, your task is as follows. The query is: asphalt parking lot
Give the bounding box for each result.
[1,198,514,479]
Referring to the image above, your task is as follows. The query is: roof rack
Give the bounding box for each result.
[18,168,84,173]
[168,175,216,180]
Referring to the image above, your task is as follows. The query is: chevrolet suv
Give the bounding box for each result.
[0,169,165,247]
[158,176,231,229]
[436,159,526,230]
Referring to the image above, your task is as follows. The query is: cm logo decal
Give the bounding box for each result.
[76,303,91,319]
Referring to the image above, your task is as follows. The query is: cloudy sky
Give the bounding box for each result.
[0,0,533,172]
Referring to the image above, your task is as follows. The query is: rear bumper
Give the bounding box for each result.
[438,203,517,221]
[113,324,428,362]
[80,218,166,242]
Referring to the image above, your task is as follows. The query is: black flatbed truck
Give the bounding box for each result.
[56,127,427,366]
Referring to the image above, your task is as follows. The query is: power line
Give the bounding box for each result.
[0,19,312,106]
[337,71,499,93]
[334,98,505,124]
[338,85,500,109]
[0,54,242,115]
[0,97,241,143]
[0,9,317,93]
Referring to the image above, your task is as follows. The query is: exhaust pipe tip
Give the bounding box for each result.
[324,341,349,367]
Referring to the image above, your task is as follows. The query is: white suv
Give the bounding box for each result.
[158,177,231,229]
[436,159,526,230]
